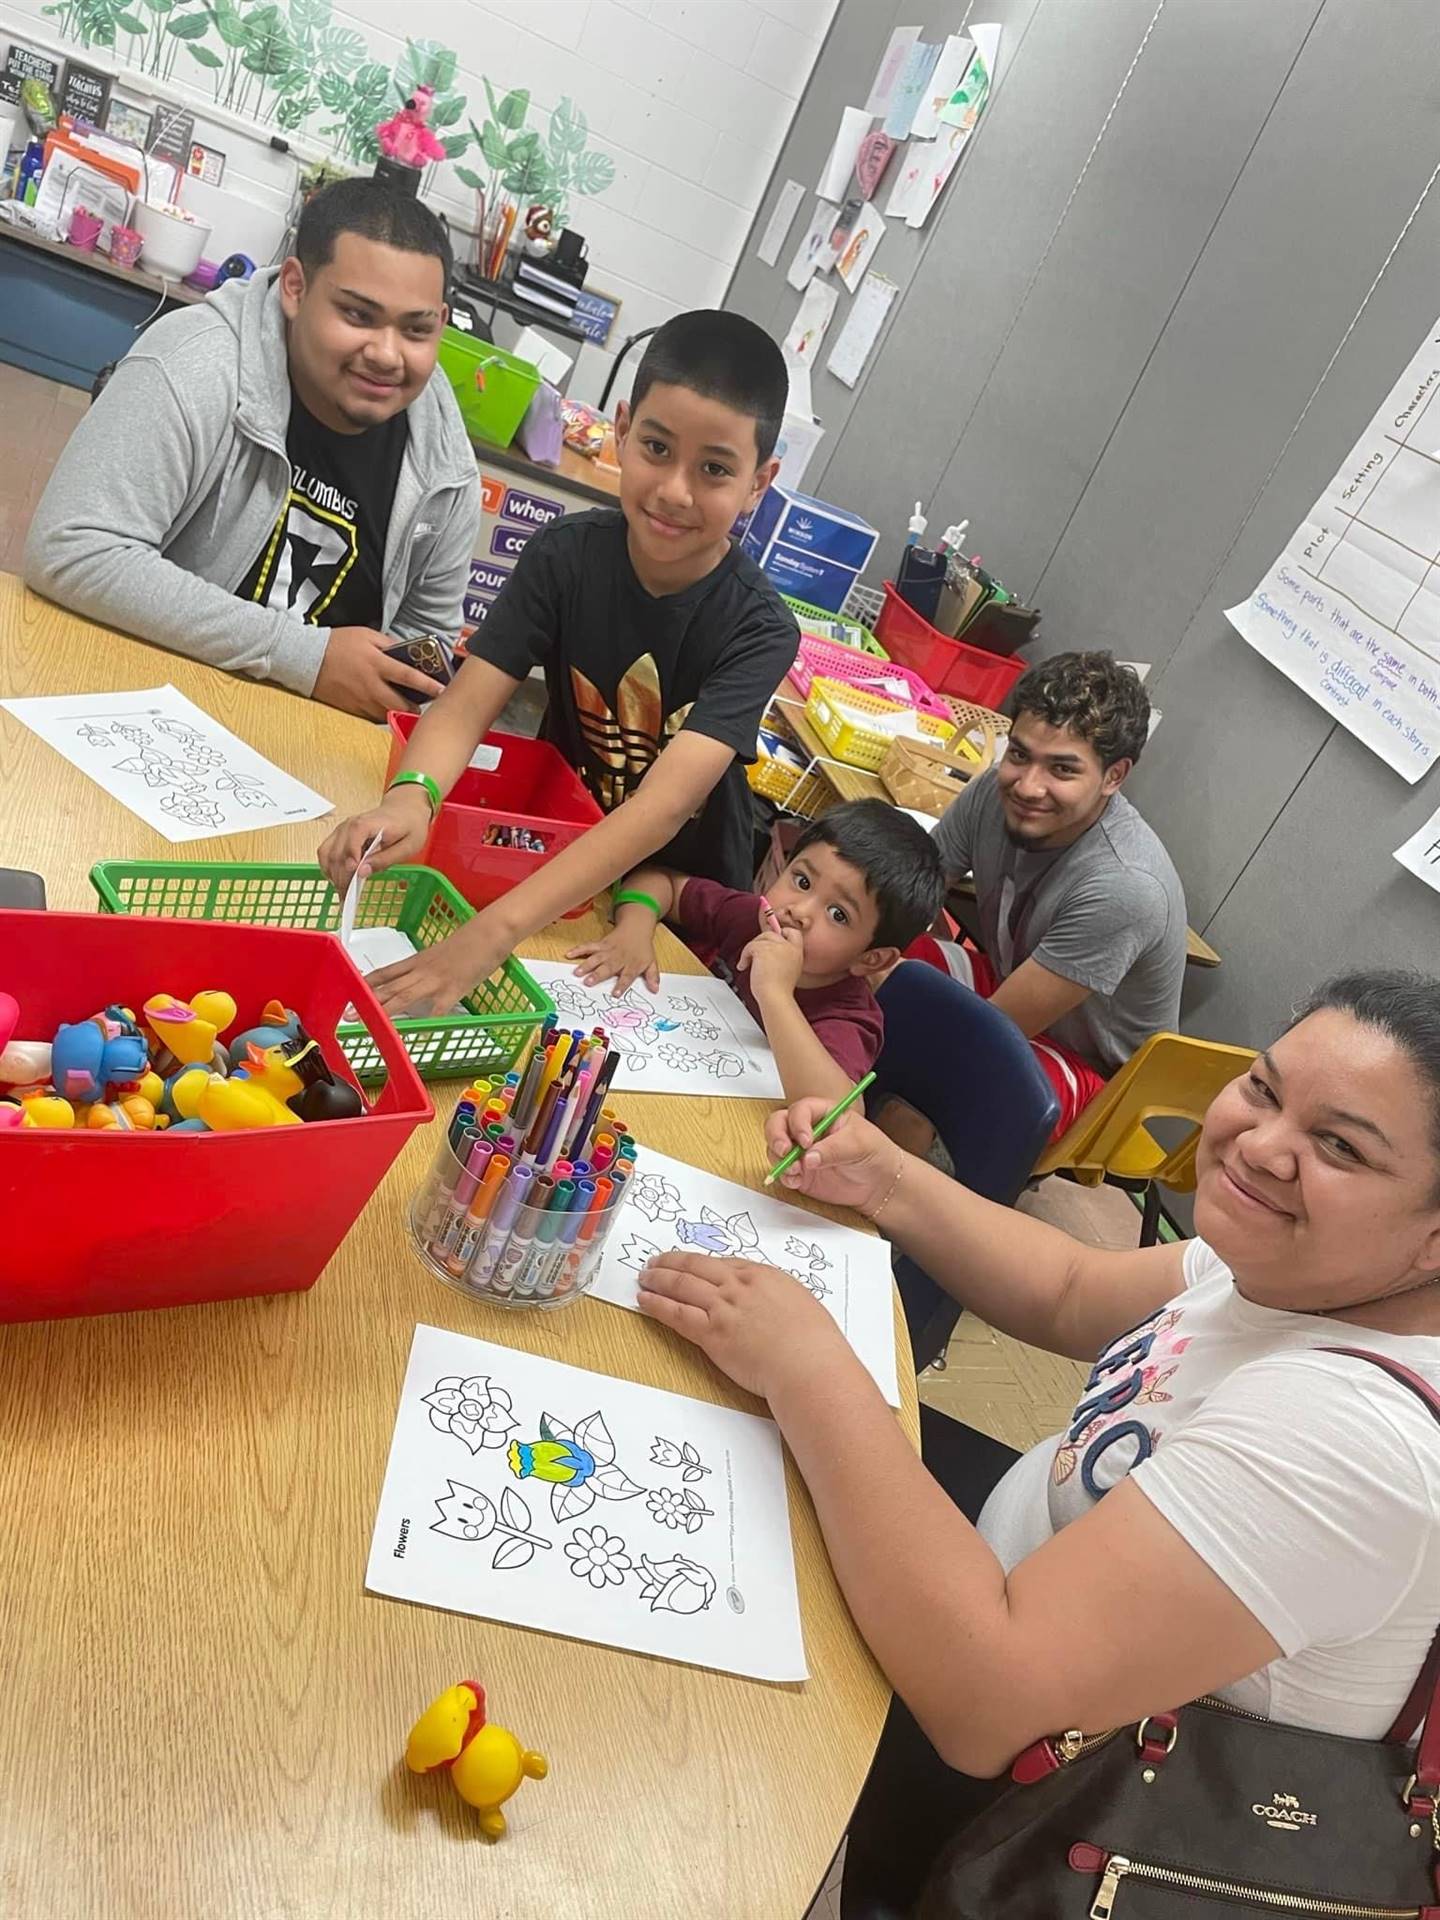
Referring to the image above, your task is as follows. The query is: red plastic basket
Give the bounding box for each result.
[874,582,1027,707]
[0,910,433,1323]
[787,635,951,719]
[385,714,603,914]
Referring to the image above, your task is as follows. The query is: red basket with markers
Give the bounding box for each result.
[385,713,603,915]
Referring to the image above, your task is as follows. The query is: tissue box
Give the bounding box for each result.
[741,484,878,613]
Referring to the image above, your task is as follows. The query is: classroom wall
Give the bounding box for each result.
[726,0,1440,1049]
[0,0,838,403]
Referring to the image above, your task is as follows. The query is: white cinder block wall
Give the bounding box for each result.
[1,0,838,404]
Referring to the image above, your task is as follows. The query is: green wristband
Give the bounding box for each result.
[387,770,441,818]
[612,888,662,918]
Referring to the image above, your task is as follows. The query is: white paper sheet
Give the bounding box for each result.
[906,122,973,230]
[593,1147,901,1408]
[939,34,995,131]
[817,105,873,202]
[865,24,921,116]
[366,1325,806,1682]
[757,177,806,267]
[910,32,973,141]
[785,278,840,364]
[883,40,941,142]
[522,962,785,1100]
[884,142,925,221]
[1395,806,1440,893]
[785,195,840,290]
[1225,310,1440,782]
[0,685,333,841]
[827,272,900,388]
[836,202,885,292]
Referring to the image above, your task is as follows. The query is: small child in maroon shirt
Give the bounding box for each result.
[567,800,944,1106]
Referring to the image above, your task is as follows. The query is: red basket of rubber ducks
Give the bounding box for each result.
[0,910,432,1322]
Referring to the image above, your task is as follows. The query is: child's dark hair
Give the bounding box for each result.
[790,799,945,950]
[1006,651,1151,768]
[295,178,453,295]
[631,310,788,464]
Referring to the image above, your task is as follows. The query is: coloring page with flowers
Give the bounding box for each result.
[589,1147,902,1409]
[366,1324,805,1682]
[521,962,785,1100]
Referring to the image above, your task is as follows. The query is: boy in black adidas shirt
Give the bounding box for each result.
[321,310,799,1017]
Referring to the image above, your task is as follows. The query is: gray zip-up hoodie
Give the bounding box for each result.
[23,267,481,695]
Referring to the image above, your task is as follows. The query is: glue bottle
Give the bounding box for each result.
[904,501,928,547]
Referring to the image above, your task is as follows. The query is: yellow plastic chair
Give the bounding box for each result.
[1033,1033,1257,1244]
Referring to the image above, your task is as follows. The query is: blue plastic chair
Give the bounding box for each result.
[872,962,1060,1371]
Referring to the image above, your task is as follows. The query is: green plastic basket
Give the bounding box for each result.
[782,594,887,659]
[88,861,553,1085]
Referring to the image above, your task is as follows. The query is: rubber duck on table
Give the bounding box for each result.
[405,1681,548,1838]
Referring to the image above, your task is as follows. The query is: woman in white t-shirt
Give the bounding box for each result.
[636,970,1440,1916]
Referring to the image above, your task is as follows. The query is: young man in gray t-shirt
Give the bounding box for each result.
[911,652,1187,1134]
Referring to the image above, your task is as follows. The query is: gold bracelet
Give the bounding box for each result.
[867,1149,905,1223]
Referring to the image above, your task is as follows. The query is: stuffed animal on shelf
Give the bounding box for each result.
[375,87,447,170]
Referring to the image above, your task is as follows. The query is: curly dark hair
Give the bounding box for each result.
[1004,651,1151,768]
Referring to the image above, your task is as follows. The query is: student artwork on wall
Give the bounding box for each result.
[865,24,921,117]
[0,685,332,842]
[786,196,841,291]
[882,39,941,142]
[785,278,840,365]
[590,1146,902,1408]
[521,962,785,1100]
[828,273,900,389]
[757,178,806,267]
[366,1324,806,1682]
[909,33,973,142]
[837,203,885,293]
[1226,307,1440,782]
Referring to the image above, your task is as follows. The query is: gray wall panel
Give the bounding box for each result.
[726,0,1440,1049]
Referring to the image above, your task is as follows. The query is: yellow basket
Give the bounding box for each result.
[747,697,840,819]
[805,676,956,772]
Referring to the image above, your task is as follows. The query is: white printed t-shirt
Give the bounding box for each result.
[977,1239,1440,1737]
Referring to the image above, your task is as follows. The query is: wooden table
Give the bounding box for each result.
[0,575,916,1920]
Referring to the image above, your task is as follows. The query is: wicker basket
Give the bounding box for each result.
[879,706,1001,816]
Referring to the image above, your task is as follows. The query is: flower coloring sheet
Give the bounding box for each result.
[366,1324,806,1682]
[591,1147,901,1408]
[0,685,332,843]
[521,962,785,1100]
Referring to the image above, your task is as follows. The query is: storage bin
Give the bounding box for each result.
[89,861,553,1085]
[874,581,1027,707]
[385,714,604,915]
[436,328,542,449]
[804,676,956,772]
[0,910,432,1323]
[781,594,887,658]
[787,635,950,719]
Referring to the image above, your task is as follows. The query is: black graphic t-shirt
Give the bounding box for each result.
[236,389,408,628]
[470,508,799,888]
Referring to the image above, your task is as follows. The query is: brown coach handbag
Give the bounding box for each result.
[919,1350,1440,1919]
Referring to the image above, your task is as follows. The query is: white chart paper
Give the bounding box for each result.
[523,962,785,1100]
[827,272,900,388]
[0,685,332,841]
[593,1147,902,1408]
[367,1325,806,1682]
[1395,806,1440,894]
[757,178,806,267]
[1226,312,1440,781]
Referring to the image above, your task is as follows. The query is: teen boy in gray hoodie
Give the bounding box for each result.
[23,178,480,720]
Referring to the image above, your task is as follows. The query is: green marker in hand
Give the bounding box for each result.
[764,1071,877,1188]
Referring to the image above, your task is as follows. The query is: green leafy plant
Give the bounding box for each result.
[454,80,613,227]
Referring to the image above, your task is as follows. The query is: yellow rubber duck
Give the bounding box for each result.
[405,1681,548,1840]
[197,1071,300,1130]
[143,991,238,1070]
[20,1093,75,1128]
[235,1039,316,1108]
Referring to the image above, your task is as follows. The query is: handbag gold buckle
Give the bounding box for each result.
[1135,1718,1178,1756]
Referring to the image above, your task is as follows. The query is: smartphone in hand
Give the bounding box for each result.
[382,635,458,706]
